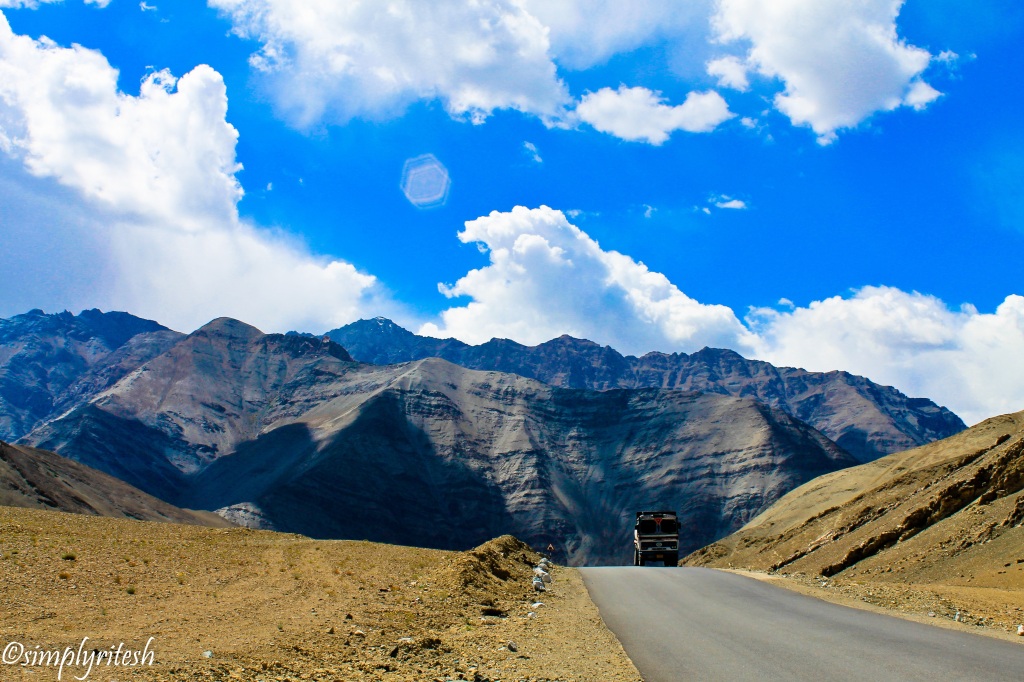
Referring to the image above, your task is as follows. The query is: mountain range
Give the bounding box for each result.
[0,309,969,564]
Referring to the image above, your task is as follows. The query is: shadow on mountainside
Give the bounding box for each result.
[184,392,517,551]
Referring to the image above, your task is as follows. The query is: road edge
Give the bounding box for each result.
[720,568,1023,644]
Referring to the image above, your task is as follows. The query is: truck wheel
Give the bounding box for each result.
[666,553,679,566]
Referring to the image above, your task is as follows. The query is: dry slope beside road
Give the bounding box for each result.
[0,506,640,681]
[685,410,1024,637]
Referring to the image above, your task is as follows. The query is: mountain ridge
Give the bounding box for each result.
[327,317,965,462]
[0,309,965,466]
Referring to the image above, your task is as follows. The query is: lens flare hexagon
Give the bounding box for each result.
[400,154,451,209]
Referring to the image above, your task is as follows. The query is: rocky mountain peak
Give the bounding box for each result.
[690,346,746,362]
[192,317,265,341]
[353,317,414,337]
[539,335,604,352]
[327,318,469,366]
[265,333,355,363]
[372,316,408,330]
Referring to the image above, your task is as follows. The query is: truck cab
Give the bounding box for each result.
[633,510,679,566]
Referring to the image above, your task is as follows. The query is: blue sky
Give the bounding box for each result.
[0,0,1021,424]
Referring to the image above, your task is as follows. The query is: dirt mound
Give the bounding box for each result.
[430,535,540,598]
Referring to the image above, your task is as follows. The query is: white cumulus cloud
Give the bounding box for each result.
[712,0,940,142]
[0,40,241,231]
[576,86,733,144]
[206,0,948,143]
[749,287,1024,426]
[420,206,757,356]
[208,0,570,127]
[0,13,380,333]
[706,55,749,91]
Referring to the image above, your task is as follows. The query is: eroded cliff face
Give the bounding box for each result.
[628,347,962,463]
[328,319,965,462]
[26,319,855,565]
[0,309,182,441]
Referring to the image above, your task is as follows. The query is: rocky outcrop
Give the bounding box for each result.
[0,440,231,527]
[0,309,183,441]
[327,318,965,462]
[25,319,855,565]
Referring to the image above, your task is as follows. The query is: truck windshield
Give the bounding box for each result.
[637,518,677,533]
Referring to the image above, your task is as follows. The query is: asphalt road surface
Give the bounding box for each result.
[581,567,1024,681]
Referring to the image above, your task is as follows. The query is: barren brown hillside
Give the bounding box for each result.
[0,506,639,681]
[685,410,1024,637]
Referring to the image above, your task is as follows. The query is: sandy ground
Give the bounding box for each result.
[0,506,640,681]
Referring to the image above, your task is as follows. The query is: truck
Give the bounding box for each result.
[633,510,679,566]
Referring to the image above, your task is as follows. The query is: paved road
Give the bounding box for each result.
[581,567,1024,681]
